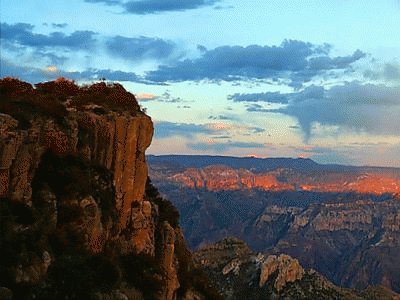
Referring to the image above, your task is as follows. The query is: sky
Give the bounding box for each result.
[1,0,400,167]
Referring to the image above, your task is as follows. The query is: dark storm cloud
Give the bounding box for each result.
[106,36,178,61]
[0,22,96,50]
[250,82,400,140]
[154,121,215,139]
[187,141,265,152]
[145,40,365,85]
[85,0,221,14]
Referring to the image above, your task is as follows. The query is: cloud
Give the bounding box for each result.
[244,103,270,113]
[106,35,178,61]
[383,63,400,81]
[228,91,290,103]
[212,135,232,139]
[205,122,265,135]
[0,22,180,83]
[364,62,400,82]
[187,140,265,152]
[0,59,141,83]
[135,92,158,101]
[85,0,120,4]
[259,82,400,140]
[1,22,179,63]
[152,120,265,141]
[154,121,215,139]
[208,114,235,120]
[0,22,96,50]
[52,23,68,29]
[145,40,365,85]
[308,49,365,70]
[140,91,185,103]
[85,0,222,14]
[76,69,141,81]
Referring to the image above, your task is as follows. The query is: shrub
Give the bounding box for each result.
[146,178,180,228]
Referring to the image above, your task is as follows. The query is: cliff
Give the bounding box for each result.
[148,155,400,293]
[150,163,400,194]
[0,78,219,299]
[194,237,399,300]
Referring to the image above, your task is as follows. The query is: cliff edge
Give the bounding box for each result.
[0,78,220,299]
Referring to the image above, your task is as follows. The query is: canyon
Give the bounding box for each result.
[1,78,399,299]
[148,155,400,293]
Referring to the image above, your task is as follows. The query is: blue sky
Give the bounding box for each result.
[1,0,400,167]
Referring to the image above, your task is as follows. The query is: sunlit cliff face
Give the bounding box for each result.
[153,165,400,195]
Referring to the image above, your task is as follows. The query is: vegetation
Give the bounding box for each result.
[146,177,180,228]
[0,77,142,129]
[146,178,223,299]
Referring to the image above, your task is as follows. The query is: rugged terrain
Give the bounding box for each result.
[194,237,399,300]
[2,78,399,299]
[148,155,400,194]
[148,155,400,293]
[0,78,220,299]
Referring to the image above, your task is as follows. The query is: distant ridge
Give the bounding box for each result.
[147,153,400,292]
[147,154,400,174]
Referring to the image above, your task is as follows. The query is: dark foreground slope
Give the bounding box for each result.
[148,154,400,293]
[0,78,220,300]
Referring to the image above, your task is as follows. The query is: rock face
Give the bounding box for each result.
[152,163,400,194]
[194,238,399,300]
[168,165,291,191]
[258,254,305,291]
[1,98,153,253]
[148,155,400,293]
[0,78,217,300]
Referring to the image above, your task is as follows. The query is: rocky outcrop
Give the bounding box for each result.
[1,104,153,253]
[159,221,180,299]
[194,238,398,299]
[259,254,305,291]
[0,78,216,300]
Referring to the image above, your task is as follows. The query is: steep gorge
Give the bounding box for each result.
[148,155,400,293]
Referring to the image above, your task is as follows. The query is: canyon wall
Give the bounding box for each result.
[148,155,400,293]
[0,78,216,300]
